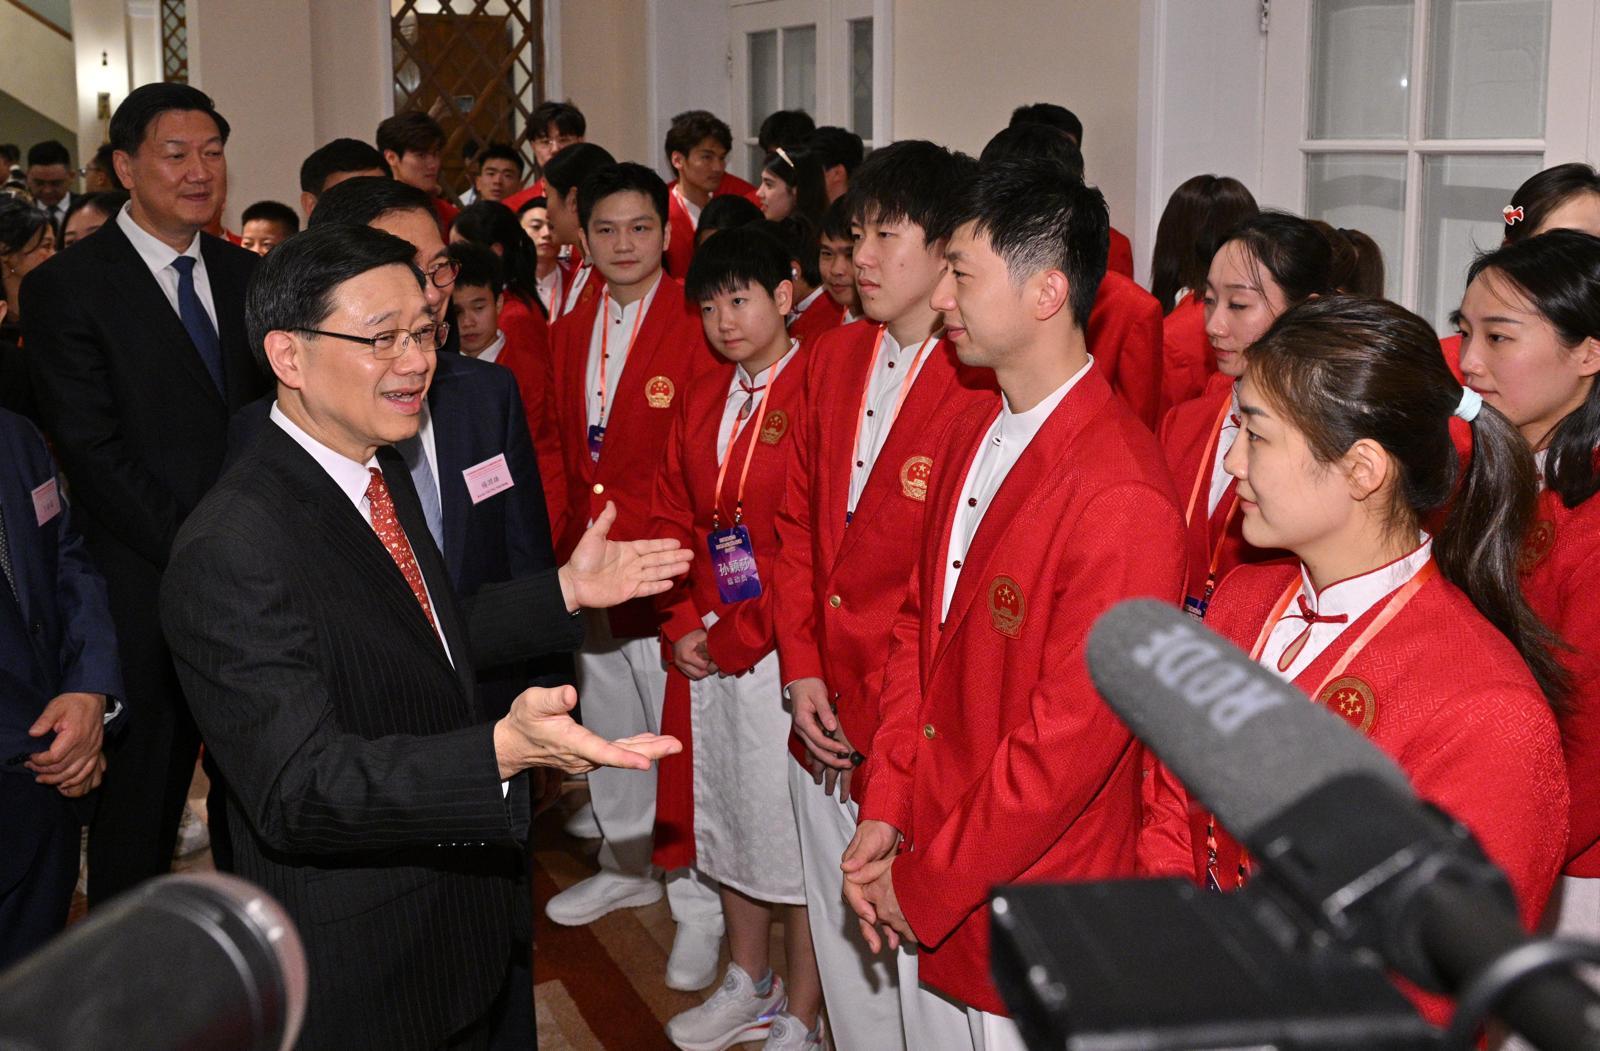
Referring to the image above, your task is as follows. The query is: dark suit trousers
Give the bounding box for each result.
[0,779,79,969]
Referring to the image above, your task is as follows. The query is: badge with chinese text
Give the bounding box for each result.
[708,525,762,603]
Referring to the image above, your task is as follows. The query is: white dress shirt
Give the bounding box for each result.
[674,184,704,229]
[1207,384,1242,517]
[116,203,218,331]
[584,274,661,429]
[536,267,563,319]
[941,357,1094,618]
[718,341,800,459]
[847,329,940,513]
[1259,535,1433,682]
[475,330,507,365]
[560,263,594,319]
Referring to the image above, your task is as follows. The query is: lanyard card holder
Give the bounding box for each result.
[708,524,762,603]
[587,423,605,462]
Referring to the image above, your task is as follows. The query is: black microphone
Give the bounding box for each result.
[1085,599,1600,1050]
[0,873,306,1051]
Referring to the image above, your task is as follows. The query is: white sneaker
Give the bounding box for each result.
[762,1012,823,1050]
[544,871,662,926]
[562,801,601,839]
[665,964,786,1051]
[665,923,723,991]
[174,804,210,858]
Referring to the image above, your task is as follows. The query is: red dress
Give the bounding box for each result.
[1088,272,1163,430]
[771,322,998,801]
[1160,291,1214,416]
[859,363,1186,1014]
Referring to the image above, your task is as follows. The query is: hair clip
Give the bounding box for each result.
[1503,204,1524,225]
[775,146,794,169]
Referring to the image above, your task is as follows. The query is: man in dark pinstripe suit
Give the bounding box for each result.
[160,223,684,1051]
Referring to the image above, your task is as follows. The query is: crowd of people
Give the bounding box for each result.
[0,77,1597,1051]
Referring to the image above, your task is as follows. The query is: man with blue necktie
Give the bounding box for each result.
[19,83,266,904]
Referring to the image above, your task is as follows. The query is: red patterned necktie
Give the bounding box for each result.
[1277,594,1348,672]
[365,467,437,630]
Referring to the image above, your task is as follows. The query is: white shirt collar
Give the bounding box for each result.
[1296,534,1434,619]
[269,401,377,511]
[476,330,507,364]
[731,339,801,393]
[788,286,825,321]
[604,271,663,323]
[116,201,201,275]
[996,354,1094,443]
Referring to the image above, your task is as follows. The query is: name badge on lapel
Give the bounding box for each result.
[32,478,61,525]
[708,525,762,603]
[462,454,515,505]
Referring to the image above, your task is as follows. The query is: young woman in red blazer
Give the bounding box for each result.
[1141,296,1569,1025]
[1457,230,1600,939]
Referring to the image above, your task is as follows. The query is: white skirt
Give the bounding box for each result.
[689,611,806,904]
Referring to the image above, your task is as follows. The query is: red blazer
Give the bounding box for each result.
[772,322,998,800]
[1157,371,1281,605]
[1088,272,1163,430]
[1108,226,1134,281]
[490,299,563,528]
[663,174,765,279]
[432,196,458,236]
[548,273,721,636]
[502,178,548,214]
[787,292,846,347]
[1160,292,1214,416]
[1140,562,1568,933]
[859,365,1186,1014]
[1523,485,1600,874]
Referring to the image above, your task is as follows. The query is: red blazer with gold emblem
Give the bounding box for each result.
[1108,226,1135,281]
[548,273,721,636]
[1523,485,1600,875]
[787,292,846,348]
[1157,370,1282,606]
[1139,561,1568,936]
[771,321,998,805]
[649,346,808,672]
[1159,291,1214,416]
[1089,272,1163,430]
[663,174,764,280]
[858,364,1186,1014]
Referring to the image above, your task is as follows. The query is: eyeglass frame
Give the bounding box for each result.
[293,320,450,359]
[421,258,460,288]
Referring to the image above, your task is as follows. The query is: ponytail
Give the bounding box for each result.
[1246,295,1568,705]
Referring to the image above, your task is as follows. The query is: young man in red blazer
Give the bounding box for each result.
[840,159,1186,1050]
[772,140,996,1050]
[663,109,762,281]
[543,162,726,984]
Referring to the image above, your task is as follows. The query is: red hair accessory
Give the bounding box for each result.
[1503,205,1525,225]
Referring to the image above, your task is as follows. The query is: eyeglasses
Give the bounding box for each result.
[295,321,449,359]
[422,258,460,288]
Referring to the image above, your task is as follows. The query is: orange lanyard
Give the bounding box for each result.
[847,326,936,485]
[1184,395,1236,527]
[713,354,789,528]
[595,290,646,426]
[1248,558,1438,698]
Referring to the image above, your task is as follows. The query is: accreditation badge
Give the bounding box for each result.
[587,424,605,462]
[708,525,762,603]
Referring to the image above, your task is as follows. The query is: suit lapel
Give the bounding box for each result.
[818,325,880,550]
[603,279,682,454]
[933,367,1112,667]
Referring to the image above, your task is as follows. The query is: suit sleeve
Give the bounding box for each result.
[647,395,704,647]
[772,357,825,686]
[891,483,1185,947]
[20,266,184,567]
[162,525,526,853]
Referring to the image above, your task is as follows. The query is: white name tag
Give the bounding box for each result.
[31,478,61,525]
[462,454,514,505]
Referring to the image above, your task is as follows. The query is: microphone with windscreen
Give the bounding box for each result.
[0,872,306,1051]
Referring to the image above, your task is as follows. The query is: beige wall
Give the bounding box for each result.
[891,0,1141,234]
[558,0,653,167]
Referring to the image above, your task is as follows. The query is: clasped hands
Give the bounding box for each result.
[27,691,109,798]
[557,501,693,612]
[841,817,917,952]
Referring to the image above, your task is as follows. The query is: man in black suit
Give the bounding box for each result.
[24,140,73,240]
[19,83,267,903]
[0,408,124,966]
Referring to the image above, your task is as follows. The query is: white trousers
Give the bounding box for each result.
[576,612,722,928]
[787,759,903,1051]
[897,949,1027,1051]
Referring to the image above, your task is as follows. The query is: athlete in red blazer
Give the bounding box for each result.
[786,289,846,348]
[664,173,763,279]
[1087,271,1162,430]
[548,273,719,637]
[492,293,563,518]
[772,321,996,806]
[1159,290,1214,415]
[857,363,1185,1015]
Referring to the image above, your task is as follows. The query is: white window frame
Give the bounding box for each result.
[729,0,893,181]
[1259,0,1598,315]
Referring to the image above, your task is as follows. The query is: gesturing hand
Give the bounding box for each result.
[494,684,681,779]
[559,501,693,611]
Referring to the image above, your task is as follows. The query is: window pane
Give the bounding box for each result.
[782,25,817,116]
[849,18,874,139]
[1417,153,1542,331]
[1305,152,1407,301]
[1308,0,1415,139]
[1425,0,1550,139]
[748,30,777,138]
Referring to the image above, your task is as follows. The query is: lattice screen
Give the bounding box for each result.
[160,0,188,84]
[392,0,545,198]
